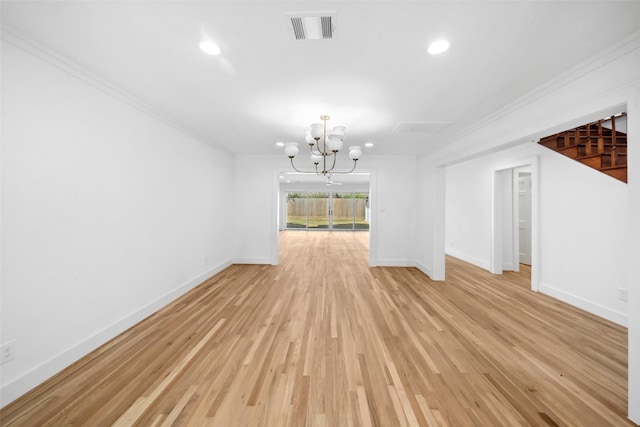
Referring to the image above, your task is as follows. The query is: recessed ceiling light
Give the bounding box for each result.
[428,39,450,55]
[275,141,285,147]
[364,142,374,148]
[199,40,221,56]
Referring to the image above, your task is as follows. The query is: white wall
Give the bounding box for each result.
[626,84,640,423]
[371,156,418,265]
[232,155,286,264]
[445,156,495,270]
[538,149,628,324]
[417,32,640,421]
[233,154,418,266]
[445,144,628,325]
[415,161,445,279]
[0,40,234,406]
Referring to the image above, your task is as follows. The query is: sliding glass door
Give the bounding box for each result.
[285,193,307,228]
[332,193,354,229]
[308,193,329,229]
[354,192,370,230]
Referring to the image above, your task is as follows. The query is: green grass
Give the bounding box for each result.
[286,216,369,230]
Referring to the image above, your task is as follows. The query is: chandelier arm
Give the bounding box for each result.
[324,116,328,150]
[324,159,358,175]
[325,152,338,172]
[310,147,323,156]
[289,158,323,175]
[322,150,327,175]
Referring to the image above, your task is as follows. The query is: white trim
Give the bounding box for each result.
[415,261,432,278]
[271,170,284,265]
[0,260,232,407]
[431,167,446,280]
[427,30,640,163]
[368,170,377,267]
[490,170,504,274]
[511,169,520,273]
[538,282,627,327]
[627,86,640,424]
[490,156,540,291]
[376,259,415,267]
[445,248,490,271]
[502,262,516,271]
[232,258,272,265]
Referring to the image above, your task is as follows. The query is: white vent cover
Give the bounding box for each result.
[286,12,336,40]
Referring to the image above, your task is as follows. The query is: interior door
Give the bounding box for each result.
[518,172,532,265]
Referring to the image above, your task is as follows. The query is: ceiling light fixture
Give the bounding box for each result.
[364,142,374,148]
[428,39,450,55]
[199,40,221,55]
[283,115,362,175]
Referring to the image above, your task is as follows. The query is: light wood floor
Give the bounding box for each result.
[1,231,634,426]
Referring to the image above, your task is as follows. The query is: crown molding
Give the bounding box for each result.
[425,29,640,162]
[1,27,232,155]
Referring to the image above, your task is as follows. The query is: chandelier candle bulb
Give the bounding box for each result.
[327,134,343,152]
[349,146,362,160]
[284,142,299,158]
[333,126,346,137]
[310,123,324,140]
[305,134,315,146]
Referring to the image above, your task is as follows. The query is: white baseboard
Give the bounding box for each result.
[538,282,627,327]
[445,248,490,271]
[0,259,232,408]
[415,261,432,278]
[232,257,272,265]
[502,262,516,271]
[376,259,416,267]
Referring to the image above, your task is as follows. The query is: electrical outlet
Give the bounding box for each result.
[1,341,15,365]
[617,288,628,302]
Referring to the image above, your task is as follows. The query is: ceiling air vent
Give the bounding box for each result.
[286,12,336,40]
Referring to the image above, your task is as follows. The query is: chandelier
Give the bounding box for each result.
[283,115,362,175]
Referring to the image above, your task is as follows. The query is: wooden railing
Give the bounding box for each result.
[538,113,627,183]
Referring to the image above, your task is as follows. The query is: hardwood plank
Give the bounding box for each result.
[0,231,635,426]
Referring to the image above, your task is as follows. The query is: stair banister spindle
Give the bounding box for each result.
[597,120,604,154]
[611,115,617,167]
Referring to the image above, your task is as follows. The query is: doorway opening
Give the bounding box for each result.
[490,158,539,291]
[272,171,376,267]
[516,169,532,268]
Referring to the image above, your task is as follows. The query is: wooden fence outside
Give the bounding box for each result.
[287,198,367,219]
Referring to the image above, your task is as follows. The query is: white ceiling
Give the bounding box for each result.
[2,1,640,158]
